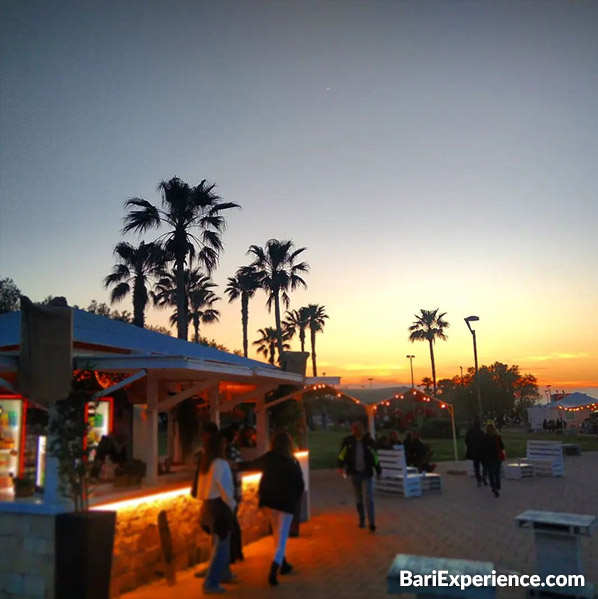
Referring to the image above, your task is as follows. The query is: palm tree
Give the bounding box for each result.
[123,177,239,339]
[305,304,328,376]
[153,267,220,342]
[103,241,163,328]
[283,307,310,352]
[253,327,290,365]
[408,309,449,395]
[248,239,309,358]
[225,265,262,358]
[187,286,220,344]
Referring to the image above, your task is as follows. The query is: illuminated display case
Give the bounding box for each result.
[0,396,26,489]
[85,397,114,450]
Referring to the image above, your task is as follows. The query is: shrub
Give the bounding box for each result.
[419,417,459,439]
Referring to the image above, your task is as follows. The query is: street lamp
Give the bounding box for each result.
[368,378,373,389]
[406,355,415,388]
[464,315,482,418]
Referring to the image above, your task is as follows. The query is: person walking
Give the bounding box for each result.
[196,432,237,594]
[338,420,381,532]
[246,431,305,587]
[224,425,244,563]
[483,423,505,498]
[465,419,487,487]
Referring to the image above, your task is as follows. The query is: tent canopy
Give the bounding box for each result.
[555,392,598,410]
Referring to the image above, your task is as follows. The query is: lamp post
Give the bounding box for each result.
[406,355,415,388]
[368,378,373,389]
[464,316,482,418]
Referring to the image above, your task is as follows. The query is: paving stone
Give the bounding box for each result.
[117,452,598,599]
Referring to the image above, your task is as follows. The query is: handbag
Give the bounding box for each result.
[497,436,506,461]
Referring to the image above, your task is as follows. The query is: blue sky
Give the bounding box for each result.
[1,1,597,392]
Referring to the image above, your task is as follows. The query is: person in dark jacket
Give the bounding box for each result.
[465,419,487,487]
[338,420,381,532]
[483,423,505,498]
[247,431,305,587]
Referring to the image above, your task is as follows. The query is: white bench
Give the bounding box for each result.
[388,554,496,598]
[375,448,422,498]
[505,461,534,480]
[523,440,564,477]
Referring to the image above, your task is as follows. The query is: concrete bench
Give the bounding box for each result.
[522,441,564,477]
[516,510,596,599]
[375,448,422,498]
[387,554,496,598]
[562,444,581,456]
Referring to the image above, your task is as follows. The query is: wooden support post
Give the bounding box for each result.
[256,396,269,455]
[145,373,159,486]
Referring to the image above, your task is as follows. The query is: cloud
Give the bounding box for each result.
[523,352,589,362]
[341,363,403,372]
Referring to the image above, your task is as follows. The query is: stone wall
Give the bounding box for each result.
[0,513,56,599]
[110,479,271,597]
[0,480,272,599]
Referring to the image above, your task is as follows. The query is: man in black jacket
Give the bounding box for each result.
[465,419,487,487]
[338,420,381,532]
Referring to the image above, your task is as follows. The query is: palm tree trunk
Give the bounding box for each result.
[311,327,317,377]
[428,338,437,395]
[175,257,187,340]
[241,293,249,358]
[269,340,275,365]
[273,292,284,360]
[133,277,146,328]
[300,327,305,353]
[193,315,199,344]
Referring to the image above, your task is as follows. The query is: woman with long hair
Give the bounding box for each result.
[250,431,305,586]
[196,432,236,594]
[483,423,505,498]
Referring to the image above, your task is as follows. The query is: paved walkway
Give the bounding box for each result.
[119,454,598,599]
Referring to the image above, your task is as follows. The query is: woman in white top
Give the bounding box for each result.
[196,432,236,594]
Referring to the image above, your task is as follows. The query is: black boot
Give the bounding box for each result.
[269,561,279,586]
[280,558,293,575]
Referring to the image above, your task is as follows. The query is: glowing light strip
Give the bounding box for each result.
[91,486,191,511]
[92,450,310,511]
[241,473,262,485]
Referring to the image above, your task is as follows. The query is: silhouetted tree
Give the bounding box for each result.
[123,177,238,339]
[248,239,309,358]
[283,307,310,353]
[253,327,290,365]
[305,304,328,376]
[225,265,262,357]
[103,241,163,328]
[408,309,449,395]
[0,278,21,313]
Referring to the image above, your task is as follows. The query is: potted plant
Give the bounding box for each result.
[48,371,117,599]
[12,475,36,497]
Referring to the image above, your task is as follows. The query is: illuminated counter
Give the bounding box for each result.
[91,450,309,597]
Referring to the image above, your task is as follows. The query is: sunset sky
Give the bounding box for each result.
[1,1,596,395]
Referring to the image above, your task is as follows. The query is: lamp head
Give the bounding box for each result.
[464,315,479,334]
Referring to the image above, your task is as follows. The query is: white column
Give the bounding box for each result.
[145,372,159,486]
[209,385,220,428]
[366,405,376,439]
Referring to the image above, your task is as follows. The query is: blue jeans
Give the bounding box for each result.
[204,532,231,591]
[351,473,375,527]
[266,508,294,565]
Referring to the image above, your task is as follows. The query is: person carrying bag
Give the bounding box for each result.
[195,432,236,594]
